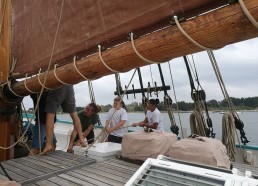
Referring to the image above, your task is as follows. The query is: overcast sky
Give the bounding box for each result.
[23,37,258,109]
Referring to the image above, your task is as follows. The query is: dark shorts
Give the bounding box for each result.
[45,85,76,113]
[108,135,123,144]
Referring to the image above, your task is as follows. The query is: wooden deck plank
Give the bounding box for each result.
[65,171,110,186]
[47,153,87,164]
[101,160,139,172]
[59,173,101,186]
[0,168,25,182]
[85,163,135,178]
[47,150,90,163]
[28,156,63,167]
[12,158,56,173]
[5,159,43,176]
[73,169,125,186]
[36,179,61,186]
[18,152,96,185]
[48,176,80,186]
[1,162,36,179]
[109,159,141,169]
[92,160,138,174]
[80,166,129,183]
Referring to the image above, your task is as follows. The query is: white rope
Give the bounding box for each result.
[98,45,122,73]
[73,56,93,81]
[222,112,236,161]
[54,64,72,85]
[239,0,258,29]
[37,69,54,90]
[173,16,216,51]
[130,32,164,64]
[6,78,23,97]
[24,74,37,93]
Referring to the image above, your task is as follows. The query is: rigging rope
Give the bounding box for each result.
[98,44,122,73]
[184,56,214,137]
[54,64,72,85]
[0,0,65,151]
[222,112,236,161]
[238,0,258,29]
[207,50,249,144]
[189,110,207,137]
[167,61,185,138]
[73,56,93,81]
[207,50,247,162]
[24,74,37,93]
[173,16,216,51]
[37,68,54,90]
[130,32,164,64]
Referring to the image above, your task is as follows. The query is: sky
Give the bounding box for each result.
[23,37,258,109]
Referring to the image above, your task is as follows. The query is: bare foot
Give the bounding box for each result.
[41,145,53,155]
[79,141,87,147]
[67,148,74,153]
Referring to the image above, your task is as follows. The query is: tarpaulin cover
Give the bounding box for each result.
[169,136,231,169]
[122,130,177,160]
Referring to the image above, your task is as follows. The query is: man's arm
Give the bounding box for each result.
[82,124,94,138]
[106,120,126,134]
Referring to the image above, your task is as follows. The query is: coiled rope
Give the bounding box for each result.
[222,112,236,161]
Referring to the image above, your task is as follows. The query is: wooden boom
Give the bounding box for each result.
[9,0,258,97]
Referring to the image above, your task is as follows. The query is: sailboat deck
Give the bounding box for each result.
[1,150,258,185]
[0,150,140,185]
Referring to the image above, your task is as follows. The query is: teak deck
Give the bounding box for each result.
[0,150,140,185]
[0,150,258,185]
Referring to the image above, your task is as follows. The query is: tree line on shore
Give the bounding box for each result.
[75,96,258,113]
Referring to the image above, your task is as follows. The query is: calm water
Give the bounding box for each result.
[57,111,258,146]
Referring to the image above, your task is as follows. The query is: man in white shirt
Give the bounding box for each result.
[105,96,128,143]
[132,99,164,131]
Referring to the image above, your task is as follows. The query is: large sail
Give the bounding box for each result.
[11,0,228,78]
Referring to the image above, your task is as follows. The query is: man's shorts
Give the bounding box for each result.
[32,123,57,149]
[45,85,76,113]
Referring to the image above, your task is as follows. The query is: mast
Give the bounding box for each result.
[4,0,258,98]
[0,0,18,161]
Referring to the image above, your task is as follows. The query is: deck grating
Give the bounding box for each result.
[0,150,140,185]
[3,151,257,185]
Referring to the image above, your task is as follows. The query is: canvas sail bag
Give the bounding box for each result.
[169,136,231,169]
[122,130,177,160]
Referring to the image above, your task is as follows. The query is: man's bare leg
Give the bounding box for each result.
[28,148,39,156]
[67,129,77,152]
[70,112,87,147]
[42,113,55,154]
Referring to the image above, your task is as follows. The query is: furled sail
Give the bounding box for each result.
[11,0,229,78]
[9,0,258,97]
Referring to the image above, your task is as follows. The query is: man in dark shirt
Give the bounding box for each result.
[67,103,100,153]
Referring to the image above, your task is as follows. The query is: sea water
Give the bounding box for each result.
[56,111,258,146]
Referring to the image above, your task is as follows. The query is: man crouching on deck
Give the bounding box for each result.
[42,85,87,154]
